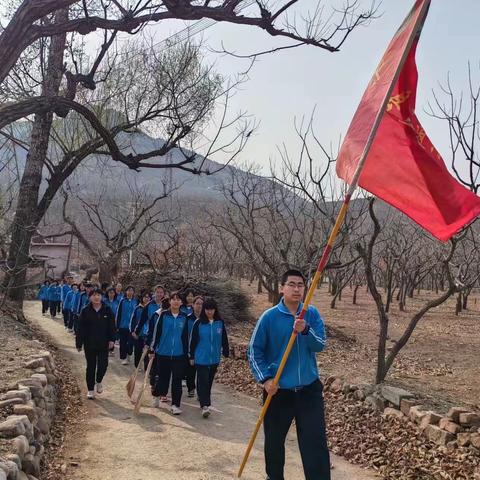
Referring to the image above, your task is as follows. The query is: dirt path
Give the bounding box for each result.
[25,301,377,480]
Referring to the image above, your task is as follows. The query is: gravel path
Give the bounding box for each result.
[26,301,377,480]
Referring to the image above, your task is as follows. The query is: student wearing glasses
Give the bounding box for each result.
[248,269,329,480]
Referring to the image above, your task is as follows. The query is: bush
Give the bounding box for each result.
[118,269,252,324]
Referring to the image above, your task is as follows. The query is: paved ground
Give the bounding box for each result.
[26,301,377,480]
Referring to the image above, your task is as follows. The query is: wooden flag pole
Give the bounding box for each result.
[237,2,431,477]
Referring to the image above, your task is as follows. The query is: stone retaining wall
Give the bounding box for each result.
[0,351,57,480]
[323,376,480,454]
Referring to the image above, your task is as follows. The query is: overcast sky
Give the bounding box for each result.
[3,1,479,179]
[136,0,480,177]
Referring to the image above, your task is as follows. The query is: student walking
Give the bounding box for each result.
[115,283,124,301]
[47,280,61,318]
[133,285,167,342]
[185,295,204,397]
[76,288,116,399]
[248,269,329,480]
[189,297,229,418]
[149,292,188,415]
[130,290,151,369]
[116,286,138,365]
[61,275,73,326]
[71,282,85,334]
[63,283,77,331]
[38,280,50,316]
[181,288,195,316]
[133,285,168,393]
[104,287,120,317]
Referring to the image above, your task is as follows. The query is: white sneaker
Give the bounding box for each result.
[202,406,211,418]
[171,405,182,415]
[95,382,103,394]
[87,391,95,399]
[121,358,129,365]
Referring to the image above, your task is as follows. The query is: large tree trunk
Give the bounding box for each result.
[4,10,67,302]
[98,257,120,284]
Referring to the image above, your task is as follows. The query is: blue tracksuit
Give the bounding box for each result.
[71,290,82,313]
[189,319,229,366]
[78,291,89,314]
[135,300,162,341]
[104,297,120,317]
[248,298,326,389]
[47,285,61,302]
[63,290,76,311]
[116,297,138,330]
[61,284,71,303]
[186,313,198,342]
[130,304,145,333]
[150,310,188,357]
[38,284,49,300]
[180,305,193,316]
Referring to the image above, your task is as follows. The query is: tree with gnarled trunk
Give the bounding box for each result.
[61,176,174,283]
[0,0,377,303]
[356,198,478,384]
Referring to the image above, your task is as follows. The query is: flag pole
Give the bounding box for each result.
[237,1,431,477]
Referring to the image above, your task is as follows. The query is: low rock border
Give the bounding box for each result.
[0,351,57,480]
[323,376,480,453]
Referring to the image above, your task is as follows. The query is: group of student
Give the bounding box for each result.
[39,278,229,418]
[40,268,331,480]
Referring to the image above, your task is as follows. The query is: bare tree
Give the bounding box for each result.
[428,63,480,193]
[61,176,174,283]
[0,0,377,304]
[356,198,478,384]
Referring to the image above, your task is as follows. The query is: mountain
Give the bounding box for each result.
[0,122,270,203]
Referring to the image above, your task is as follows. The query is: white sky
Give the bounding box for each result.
[3,0,479,179]
[134,0,480,177]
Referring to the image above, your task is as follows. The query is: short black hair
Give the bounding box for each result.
[125,285,135,292]
[89,287,103,297]
[281,269,305,286]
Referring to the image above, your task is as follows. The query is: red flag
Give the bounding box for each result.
[336,0,480,241]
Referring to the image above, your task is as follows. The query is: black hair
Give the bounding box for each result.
[200,297,221,321]
[125,285,135,292]
[138,289,151,302]
[89,287,103,298]
[71,283,78,288]
[281,269,306,286]
[101,282,109,291]
[169,291,182,301]
[161,297,170,309]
